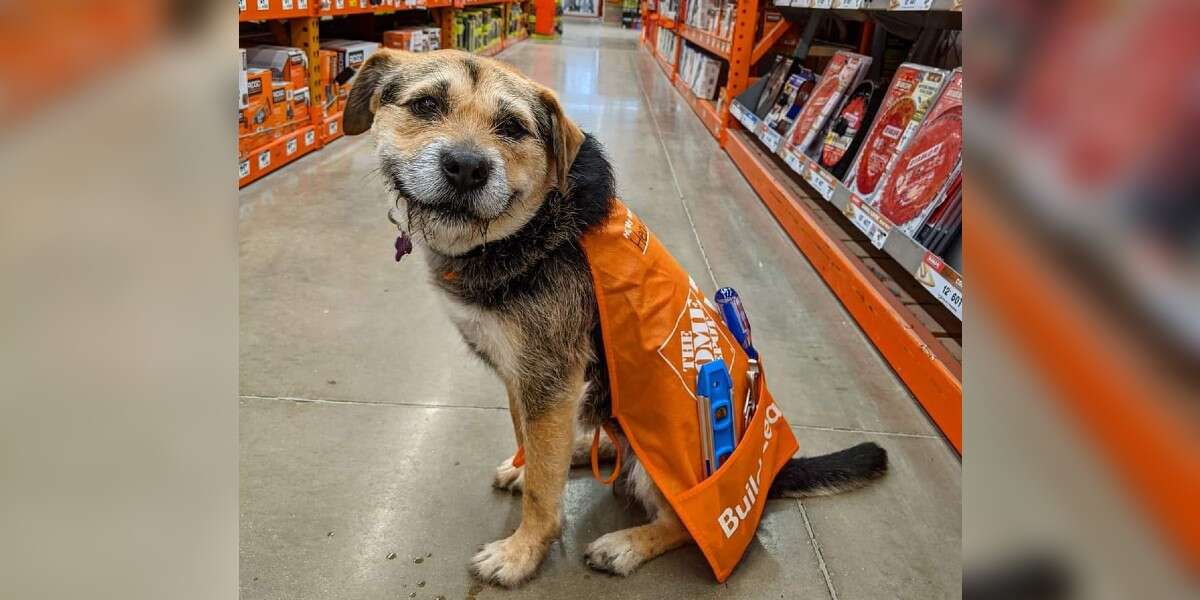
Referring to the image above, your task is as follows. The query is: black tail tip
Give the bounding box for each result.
[849,441,889,479]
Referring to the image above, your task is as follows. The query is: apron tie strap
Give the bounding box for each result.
[591,422,622,485]
[511,445,525,468]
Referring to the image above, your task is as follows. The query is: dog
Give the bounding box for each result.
[343,48,888,588]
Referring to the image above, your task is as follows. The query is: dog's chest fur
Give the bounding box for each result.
[445,298,521,381]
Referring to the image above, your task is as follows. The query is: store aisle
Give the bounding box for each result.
[240,20,959,600]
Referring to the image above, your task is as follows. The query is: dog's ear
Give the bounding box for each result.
[343,49,405,136]
[537,88,585,194]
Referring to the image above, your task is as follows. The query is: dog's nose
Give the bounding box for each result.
[440,147,491,192]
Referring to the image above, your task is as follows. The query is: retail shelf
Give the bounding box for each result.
[321,0,438,16]
[729,98,964,320]
[321,111,345,143]
[239,125,321,187]
[239,0,317,21]
[658,16,678,30]
[672,75,722,140]
[457,0,520,6]
[677,25,731,60]
[654,48,675,79]
[475,41,503,56]
[723,126,962,451]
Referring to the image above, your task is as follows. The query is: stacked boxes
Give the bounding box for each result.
[382,27,443,52]
[239,46,316,155]
[319,39,381,118]
[678,44,721,99]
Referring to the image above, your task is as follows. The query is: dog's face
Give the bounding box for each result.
[344,49,584,256]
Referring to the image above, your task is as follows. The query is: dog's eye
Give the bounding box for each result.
[496,118,528,141]
[406,96,441,119]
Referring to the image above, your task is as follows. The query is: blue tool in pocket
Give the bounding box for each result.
[696,359,736,477]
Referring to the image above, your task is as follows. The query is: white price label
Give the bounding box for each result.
[305,130,316,146]
[790,0,812,7]
[335,0,344,8]
[328,120,338,135]
[759,128,783,152]
[299,0,308,8]
[805,167,836,201]
[847,198,890,249]
[812,0,834,8]
[239,159,250,178]
[890,0,933,10]
[257,150,271,169]
[919,254,963,319]
[286,138,298,156]
[783,151,804,175]
[239,0,247,12]
[282,0,293,9]
[257,0,270,10]
[833,0,866,8]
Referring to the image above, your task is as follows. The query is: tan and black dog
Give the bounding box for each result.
[344,48,888,588]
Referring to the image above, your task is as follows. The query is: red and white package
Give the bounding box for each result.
[846,63,949,205]
[878,69,963,236]
[781,51,870,159]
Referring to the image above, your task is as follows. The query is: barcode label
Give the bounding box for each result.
[890,0,933,10]
[239,0,247,12]
[335,0,344,8]
[305,130,316,146]
[299,0,308,8]
[257,0,270,10]
[286,138,298,156]
[812,0,834,8]
[833,0,867,8]
[784,151,804,176]
[328,120,338,135]
[759,128,783,152]
[239,159,250,179]
[846,197,890,249]
[257,150,271,169]
[919,254,963,319]
[805,167,836,200]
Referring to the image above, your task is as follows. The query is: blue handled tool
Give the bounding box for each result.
[715,287,758,360]
[696,360,736,476]
[714,287,762,430]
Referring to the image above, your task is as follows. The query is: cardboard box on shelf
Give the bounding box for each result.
[247,45,309,91]
[291,86,311,128]
[320,39,380,75]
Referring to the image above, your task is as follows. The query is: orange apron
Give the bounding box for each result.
[580,199,799,582]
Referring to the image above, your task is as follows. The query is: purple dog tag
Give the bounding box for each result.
[394,232,413,262]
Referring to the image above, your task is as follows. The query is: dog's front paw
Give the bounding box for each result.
[492,456,524,493]
[470,533,546,588]
[584,530,646,577]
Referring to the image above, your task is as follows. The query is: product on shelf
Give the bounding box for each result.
[684,0,734,36]
[660,0,680,20]
[454,8,503,53]
[246,45,309,91]
[239,68,274,154]
[818,79,884,179]
[845,63,949,204]
[916,172,962,262]
[877,69,962,236]
[781,50,870,159]
[383,27,443,52]
[678,43,722,100]
[762,67,816,135]
[656,28,678,65]
[320,39,382,76]
[753,54,795,118]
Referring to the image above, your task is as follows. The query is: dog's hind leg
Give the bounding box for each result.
[584,459,692,576]
[493,381,526,493]
[472,368,582,587]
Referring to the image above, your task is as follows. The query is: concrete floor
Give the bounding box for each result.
[240,20,960,599]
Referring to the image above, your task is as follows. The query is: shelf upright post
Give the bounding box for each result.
[290,14,324,136]
[721,0,761,145]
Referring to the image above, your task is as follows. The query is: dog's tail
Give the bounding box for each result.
[767,442,889,499]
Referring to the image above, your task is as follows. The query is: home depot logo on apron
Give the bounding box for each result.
[580,199,799,582]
